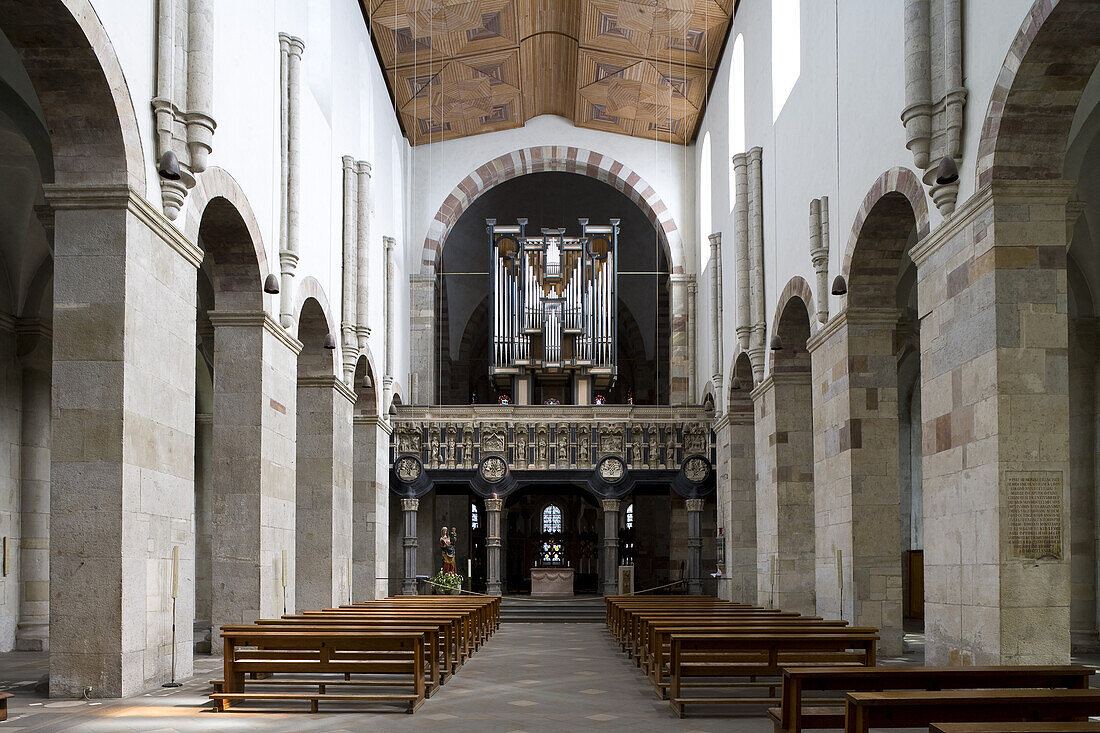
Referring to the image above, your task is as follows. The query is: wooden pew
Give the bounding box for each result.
[212,627,425,714]
[932,724,1100,733]
[668,631,879,718]
[646,621,851,696]
[0,691,10,722]
[844,689,1100,733]
[769,666,1094,733]
[311,608,471,669]
[246,621,444,696]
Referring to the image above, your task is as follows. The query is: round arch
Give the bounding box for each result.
[184,166,270,281]
[767,275,816,371]
[976,0,1100,187]
[292,277,340,378]
[841,167,929,284]
[1,0,145,189]
[420,146,686,277]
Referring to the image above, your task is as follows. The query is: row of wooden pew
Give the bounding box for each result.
[210,595,500,713]
[606,595,1100,732]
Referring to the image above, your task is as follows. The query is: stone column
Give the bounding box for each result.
[747,147,766,382]
[295,376,355,611]
[685,499,705,595]
[208,311,301,647]
[485,497,503,596]
[46,185,201,696]
[669,274,691,405]
[184,0,215,172]
[353,414,390,601]
[15,337,50,651]
[409,275,436,404]
[601,499,621,595]
[807,308,904,655]
[709,233,723,392]
[356,161,372,351]
[752,375,816,614]
[911,180,1075,664]
[340,155,358,384]
[733,152,752,354]
[401,497,420,595]
[383,235,396,411]
[278,33,304,328]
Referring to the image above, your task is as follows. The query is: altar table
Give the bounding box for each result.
[530,567,574,597]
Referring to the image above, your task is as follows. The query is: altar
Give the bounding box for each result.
[530,567,574,597]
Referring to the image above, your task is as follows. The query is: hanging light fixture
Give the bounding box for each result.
[730,376,742,391]
[323,333,337,350]
[770,334,783,351]
[263,273,280,294]
[831,274,848,296]
[935,156,959,185]
[157,150,181,180]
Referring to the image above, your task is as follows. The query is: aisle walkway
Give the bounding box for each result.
[0,625,775,732]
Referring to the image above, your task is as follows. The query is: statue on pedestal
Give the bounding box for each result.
[440,526,457,575]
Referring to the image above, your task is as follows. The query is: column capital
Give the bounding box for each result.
[484,497,503,512]
[601,498,621,513]
[685,498,706,512]
[401,497,419,512]
[384,235,396,250]
[708,232,722,247]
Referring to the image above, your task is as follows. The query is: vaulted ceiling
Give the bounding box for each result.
[363,0,733,145]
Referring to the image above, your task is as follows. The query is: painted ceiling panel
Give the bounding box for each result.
[363,0,732,145]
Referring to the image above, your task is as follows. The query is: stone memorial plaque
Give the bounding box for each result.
[1006,470,1063,560]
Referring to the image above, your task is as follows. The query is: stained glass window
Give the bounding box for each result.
[542,504,562,533]
[471,502,480,530]
[625,503,633,529]
[541,504,563,565]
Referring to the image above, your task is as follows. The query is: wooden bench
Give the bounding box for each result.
[643,618,846,680]
[668,631,879,718]
[311,609,471,669]
[845,689,1100,733]
[213,627,425,713]
[0,691,10,722]
[768,666,1094,733]
[932,724,1100,733]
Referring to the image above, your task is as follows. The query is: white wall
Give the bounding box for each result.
[89,0,410,396]
[694,0,1038,400]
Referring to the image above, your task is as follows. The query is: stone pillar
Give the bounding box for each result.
[383,235,397,411]
[807,308,904,655]
[356,161,372,351]
[401,497,420,595]
[194,411,213,636]
[409,274,436,404]
[340,155,358,384]
[747,147,766,383]
[715,404,757,604]
[669,274,691,405]
[353,415,390,601]
[184,0,215,172]
[911,180,1075,664]
[278,33,304,328]
[46,185,201,696]
[709,233,723,395]
[733,152,752,354]
[15,337,50,651]
[295,376,355,611]
[752,375,816,614]
[601,499,621,595]
[685,499,705,595]
[208,311,301,648]
[485,497,503,596]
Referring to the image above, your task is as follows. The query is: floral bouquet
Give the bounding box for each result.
[431,570,464,594]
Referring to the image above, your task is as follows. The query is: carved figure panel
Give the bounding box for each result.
[397,425,422,455]
[482,422,506,455]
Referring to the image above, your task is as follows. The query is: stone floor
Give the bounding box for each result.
[0,623,928,732]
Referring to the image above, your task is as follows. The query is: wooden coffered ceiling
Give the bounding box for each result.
[363,0,733,145]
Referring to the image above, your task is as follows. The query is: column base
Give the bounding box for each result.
[486,582,502,596]
[15,622,49,652]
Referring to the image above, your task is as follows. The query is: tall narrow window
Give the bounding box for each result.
[540,504,564,565]
[625,503,634,529]
[542,504,562,533]
[728,34,745,213]
[470,502,480,530]
[772,0,801,121]
[699,132,713,268]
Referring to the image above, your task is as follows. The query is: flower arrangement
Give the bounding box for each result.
[431,570,463,594]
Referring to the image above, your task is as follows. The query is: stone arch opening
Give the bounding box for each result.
[812,181,921,657]
[415,146,691,406]
[756,292,815,615]
[295,296,353,612]
[435,170,671,405]
[719,352,756,604]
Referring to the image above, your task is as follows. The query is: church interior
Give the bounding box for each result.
[1,0,1100,729]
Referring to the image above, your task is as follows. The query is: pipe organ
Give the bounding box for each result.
[489,218,618,404]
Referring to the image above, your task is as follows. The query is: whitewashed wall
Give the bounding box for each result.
[694,0,1036,402]
[88,0,410,400]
